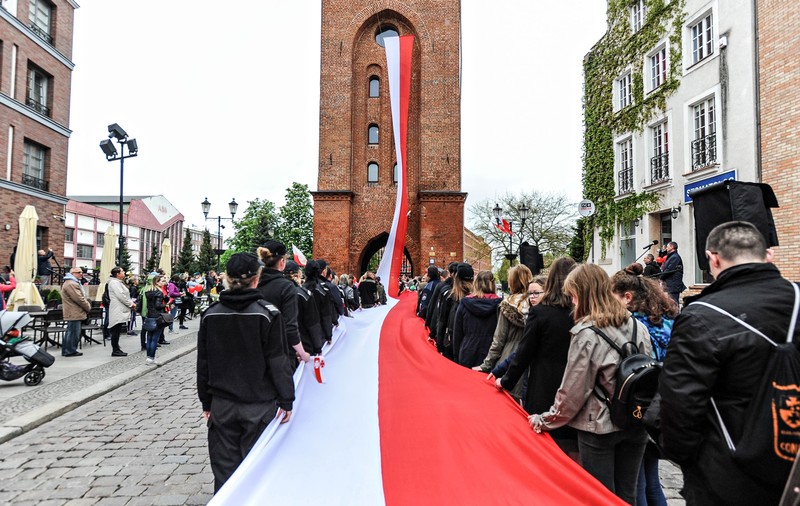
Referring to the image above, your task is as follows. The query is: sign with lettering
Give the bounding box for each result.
[684,170,736,203]
[578,199,595,217]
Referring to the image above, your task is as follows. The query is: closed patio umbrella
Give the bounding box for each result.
[9,205,44,309]
[95,226,118,302]
[158,237,172,279]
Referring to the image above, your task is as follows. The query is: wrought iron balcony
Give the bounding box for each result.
[26,97,51,117]
[650,153,670,184]
[691,133,717,170]
[21,173,49,192]
[29,23,53,45]
[618,167,634,195]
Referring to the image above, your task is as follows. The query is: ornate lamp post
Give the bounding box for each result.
[201,197,238,272]
[99,123,137,268]
[493,203,528,264]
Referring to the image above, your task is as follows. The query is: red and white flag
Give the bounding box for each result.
[292,245,307,267]
[211,294,625,505]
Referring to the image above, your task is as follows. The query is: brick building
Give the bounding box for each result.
[463,227,491,272]
[0,0,78,266]
[757,1,800,280]
[312,0,466,278]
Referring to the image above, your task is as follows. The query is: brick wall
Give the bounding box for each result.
[314,0,464,276]
[758,0,800,280]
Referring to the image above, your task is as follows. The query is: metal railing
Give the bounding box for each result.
[618,167,634,195]
[21,173,49,192]
[29,23,53,45]
[691,133,717,170]
[650,153,670,183]
[26,97,51,117]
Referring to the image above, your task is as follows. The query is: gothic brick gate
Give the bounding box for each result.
[312,1,466,280]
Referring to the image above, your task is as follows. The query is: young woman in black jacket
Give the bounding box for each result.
[452,270,501,367]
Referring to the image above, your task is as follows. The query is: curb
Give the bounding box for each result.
[0,340,198,445]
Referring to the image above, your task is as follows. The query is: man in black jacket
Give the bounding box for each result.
[197,253,295,492]
[642,253,661,278]
[660,241,686,306]
[654,221,797,505]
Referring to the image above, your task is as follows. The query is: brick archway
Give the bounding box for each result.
[358,232,414,279]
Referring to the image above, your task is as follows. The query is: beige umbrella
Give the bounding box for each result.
[9,205,45,309]
[158,237,172,278]
[95,226,118,301]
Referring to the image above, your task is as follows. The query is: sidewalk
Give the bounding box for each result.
[0,313,201,444]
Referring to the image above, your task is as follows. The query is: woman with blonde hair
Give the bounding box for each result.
[528,263,651,504]
[452,270,501,367]
[474,265,533,384]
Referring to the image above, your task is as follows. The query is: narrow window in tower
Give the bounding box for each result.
[368,162,379,186]
[393,163,398,184]
[375,25,399,47]
[368,125,379,145]
[369,77,380,98]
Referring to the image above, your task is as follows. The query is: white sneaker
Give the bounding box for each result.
[146,358,159,366]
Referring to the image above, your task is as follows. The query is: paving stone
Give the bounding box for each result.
[48,485,91,499]
[83,486,119,498]
[63,499,100,506]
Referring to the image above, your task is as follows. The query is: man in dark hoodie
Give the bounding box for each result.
[319,260,344,321]
[197,253,295,492]
[256,240,310,364]
[425,262,457,337]
[284,260,325,356]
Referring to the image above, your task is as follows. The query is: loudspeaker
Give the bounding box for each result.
[691,181,779,270]
[519,242,544,275]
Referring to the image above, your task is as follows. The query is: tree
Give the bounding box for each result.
[175,232,197,275]
[468,191,577,267]
[118,238,133,273]
[145,245,159,274]
[227,198,280,255]
[197,230,217,274]
[568,217,588,263]
[276,182,313,256]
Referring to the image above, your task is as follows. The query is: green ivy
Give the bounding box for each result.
[582,0,686,258]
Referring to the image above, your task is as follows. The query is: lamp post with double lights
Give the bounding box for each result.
[99,123,138,267]
[492,202,529,264]
[201,198,238,272]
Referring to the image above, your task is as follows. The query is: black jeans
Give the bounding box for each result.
[577,427,648,505]
[109,322,126,352]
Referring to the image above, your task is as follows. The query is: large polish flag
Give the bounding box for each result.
[210,294,625,505]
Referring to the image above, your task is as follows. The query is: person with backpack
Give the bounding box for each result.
[652,221,799,505]
[611,268,678,506]
[528,263,651,505]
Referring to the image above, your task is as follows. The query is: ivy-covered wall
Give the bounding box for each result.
[582,0,686,258]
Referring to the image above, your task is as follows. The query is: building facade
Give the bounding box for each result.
[312,0,466,278]
[463,227,491,272]
[0,0,78,266]
[584,0,760,287]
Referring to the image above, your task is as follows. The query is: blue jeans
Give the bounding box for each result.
[63,320,81,355]
[169,306,178,331]
[577,428,648,505]
[143,318,163,359]
[636,444,667,506]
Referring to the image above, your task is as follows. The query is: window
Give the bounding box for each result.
[28,0,52,44]
[690,14,714,65]
[393,163,398,184]
[620,220,637,268]
[369,77,380,98]
[22,140,48,191]
[650,46,667,90]
[375,25,399,47]
[618,138,634,195]
[27,65,51,116]
[368,125,379,145]
[691,97,717,169]
[367,162,379,185]
[64,228,74,242]
[630,0,646,32]
[618,73,632,109]
[650,121,669,183]
[96,233,104,247]
[76,244,93,259]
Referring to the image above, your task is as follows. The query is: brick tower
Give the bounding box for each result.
[312,1,466,278]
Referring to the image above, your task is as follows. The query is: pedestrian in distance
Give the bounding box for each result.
[107,266,135,357]
[141,274,167,365]
[659,241,686,307]
[37,248,54,285]
[197,252,295,493]
[60,266,91,357]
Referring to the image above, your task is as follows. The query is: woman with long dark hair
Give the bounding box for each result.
[436,263,473,361]
[141,274,167,365]
[452,270,501,367]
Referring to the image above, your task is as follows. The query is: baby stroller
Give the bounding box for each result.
[0,310,55,386]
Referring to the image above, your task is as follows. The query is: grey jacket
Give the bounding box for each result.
[539,317,651,435]
[107,278,134,328]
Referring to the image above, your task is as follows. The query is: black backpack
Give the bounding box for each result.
[592,321,662,430]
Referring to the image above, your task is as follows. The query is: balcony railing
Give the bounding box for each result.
[21,173,49,192]
[29,23,53,45]
[650,153,670,184]
[691,133,717,170]
[26,97,51,117]
[618,167,634,195]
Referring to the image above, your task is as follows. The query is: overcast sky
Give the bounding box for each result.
[66,1,607,238]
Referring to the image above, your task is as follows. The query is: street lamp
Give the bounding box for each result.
[493,203,528,264]
[99,123,138,268]
[201,197,238,272]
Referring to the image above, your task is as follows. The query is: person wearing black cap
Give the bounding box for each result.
[319,260,345,321]
[284,260,325,356]
[257,240,310,364]
[303,260,335,342]
[436,263,474,361]
[197,252,295,492]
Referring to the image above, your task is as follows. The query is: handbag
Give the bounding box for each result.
[173,297,183,306]
[156,312,174,328]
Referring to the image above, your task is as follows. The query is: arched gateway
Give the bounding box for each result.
[312,1,466,280]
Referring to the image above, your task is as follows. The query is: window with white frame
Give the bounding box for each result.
[618,138,634,194]
[691,97,717,169]
[618,73,633,109]
[367,162,379,185]
[620,220,637,268]
[651,121,669,183]
[369,77,380,98]
[65,228,74,242]
[650,46,667,90]
[23,140,45,179]
[76,244,93,259]
[28,0,52,42]
[368,125,379,145]
[27,65,50,116]
[393,163,398,184]
[630,0,646,32]
[690,13,714,65]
